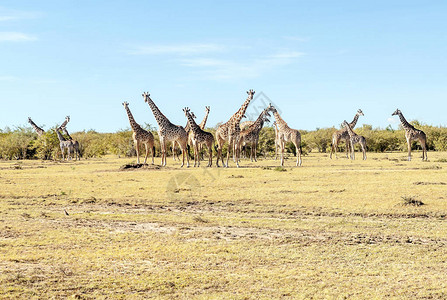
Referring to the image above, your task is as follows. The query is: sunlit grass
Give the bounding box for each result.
[1,152,447,298]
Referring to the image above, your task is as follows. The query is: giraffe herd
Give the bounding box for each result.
[28,116,81,161]
[27,90,429,165]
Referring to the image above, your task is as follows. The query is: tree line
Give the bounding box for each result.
[1,121,446,160]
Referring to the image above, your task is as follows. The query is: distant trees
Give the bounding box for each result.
[0,120,446,160]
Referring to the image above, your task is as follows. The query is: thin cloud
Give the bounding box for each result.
[0,16,15,21]
[0,32,37,42]
[127,43,224,55]
[181,50,304,80]
[267,51,305,59]
[0,8,42,21]
[0,75,18,81]
[282,36,308,42]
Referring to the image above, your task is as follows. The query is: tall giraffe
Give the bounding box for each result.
[330,109,364,159]
[342,120,367,160]
[28,117,45,136]
[271,105,302,167]
[122,102,155,164]
[142,92,189,167]
[173,111,196,161]
[183,107,214,167]
[59,117,81,160]
[197,106,210,160]
[215,89,255,167]
[392,109,427,161]
[273,121,280,160]
[198,106,210,130]
[237,105,273,162]
[55,126,74,161]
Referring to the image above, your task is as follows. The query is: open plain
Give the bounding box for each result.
[1,152,447,299]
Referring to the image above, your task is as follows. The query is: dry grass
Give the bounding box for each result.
[1,152,447,298]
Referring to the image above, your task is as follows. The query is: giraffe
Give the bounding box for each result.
[330,109,364,159]
[342,120,367,160]
[183,107,214,167]
[58,116,82,160]
[239,120,254,158]
[28,117,45,136]
[142,92,189,167]
[271,105,302,167]
[173,111,196,161]
[122,102,155,164]
[215,90,255,167]
[237,105,273,162]
[197,106,210,160]
[55,126,74,161]
[392,109,427,161]
[198,106,210,130]
[273,121,280,160]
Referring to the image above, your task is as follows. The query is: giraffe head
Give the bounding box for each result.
[122,101,129,108]
[247,89,255,99]
[269,104,278,114]
[65,116,70,122]
[142,92,151,103]
[391,108,401,116]
[27,117,32,124]
[357,109,364,116]
[182,107,191,118]
[263,114,271,123]
[205,106,210,113]
[342,120,349,128]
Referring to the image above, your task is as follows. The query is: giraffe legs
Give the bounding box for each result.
[135,140,140,164]
[406,138,412,161]
[362,144,367,160]
[207,142,213,167]
[143,142,149,165]
[60,146,65,161]
[420,138,428,161]
[345,139,351,159]
[179,139,189,168]
[280,139,285,166]
[350,140,355,160]
[296,142,302,166]
[234,139,240,168]
[160,139,167,166]
[225,143,230,168]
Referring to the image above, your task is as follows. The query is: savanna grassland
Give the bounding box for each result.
[1,152,447,299]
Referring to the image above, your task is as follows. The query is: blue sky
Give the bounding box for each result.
[1,1,446,132]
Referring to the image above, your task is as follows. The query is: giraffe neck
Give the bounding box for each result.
[229,95,253,125]
[185,111,201,133]
[344,123,356,137]
[59,118,69,130]
[29,119,45,136]
[273,111,288,130]
[398,112,415,131]
[145,96,171,128]
[199,109,210,129]
[62,127,73,140]
[349,113,360,129]
[247,110,267,131]
[56,129,66,142]
[124,105,143,132]
[184,120,191,133]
